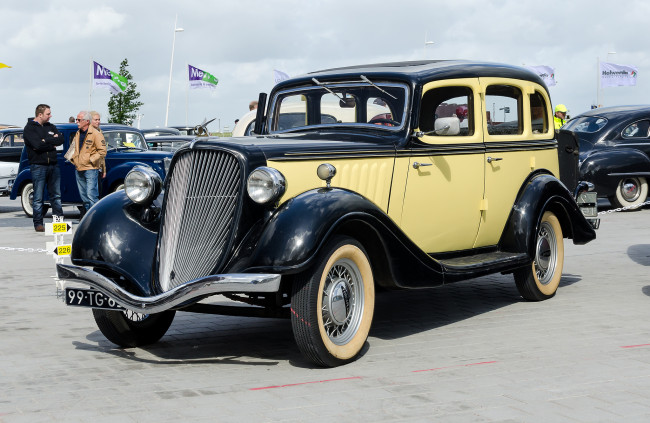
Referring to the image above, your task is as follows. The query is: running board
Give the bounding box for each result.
[438,251,529,282]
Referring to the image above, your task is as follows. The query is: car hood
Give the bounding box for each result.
[107,149,173,160]
[185,132,400,160]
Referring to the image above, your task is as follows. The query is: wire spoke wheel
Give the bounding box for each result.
[321,259,364,345]
[291,236,375,367]
[514,211,564,301]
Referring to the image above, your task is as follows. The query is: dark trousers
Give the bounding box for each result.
[30,164,63,227]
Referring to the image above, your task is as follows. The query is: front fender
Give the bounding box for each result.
[104,161,165,190]
[242,188,444,287]
[9,168,31,199]
[580,148,650,195]
[71,190,159,296]
[500,173,596,259]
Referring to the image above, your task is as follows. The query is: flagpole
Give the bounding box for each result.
[185,63,189,127]
[596,57,600,108]
[89,57,93,109]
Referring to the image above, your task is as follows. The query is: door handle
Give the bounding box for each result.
[487,156,503,163]
[413,162,433,169]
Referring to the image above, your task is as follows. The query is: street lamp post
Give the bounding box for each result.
[165,15,184,127]
[424,31,434,58]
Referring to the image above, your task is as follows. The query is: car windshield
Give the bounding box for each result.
[563,116,608,133]
[268,82,408,133]
[104,131,147,150]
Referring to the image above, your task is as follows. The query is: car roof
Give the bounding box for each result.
[574,105,650,119]
[146,135,198,142]
[50,123,142,132]
[274,60,545,89]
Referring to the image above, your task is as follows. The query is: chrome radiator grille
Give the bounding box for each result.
[158,150,241,292]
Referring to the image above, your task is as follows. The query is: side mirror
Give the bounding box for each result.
[339,98,356,108]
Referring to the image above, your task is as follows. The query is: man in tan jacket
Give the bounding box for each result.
[69,110,106,216]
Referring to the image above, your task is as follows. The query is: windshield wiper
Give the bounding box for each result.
[312,78,346,102]
[360,75,397,100]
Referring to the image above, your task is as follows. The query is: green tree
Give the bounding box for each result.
[107,58,143,125]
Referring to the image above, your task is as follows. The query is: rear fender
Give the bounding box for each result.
[580,148,650,194]
[500,173,596,259]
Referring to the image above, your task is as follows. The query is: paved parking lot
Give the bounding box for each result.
[1,195,650,422]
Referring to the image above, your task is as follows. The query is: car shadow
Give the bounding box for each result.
[72,272,582,367]
[627,245,650,266]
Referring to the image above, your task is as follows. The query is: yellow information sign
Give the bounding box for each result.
[54,245,72,256]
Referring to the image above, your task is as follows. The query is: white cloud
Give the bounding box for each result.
[8,6,125,49]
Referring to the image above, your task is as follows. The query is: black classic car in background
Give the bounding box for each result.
[562,105,650,208]
[57,60,597,367]
[0,127,24,162]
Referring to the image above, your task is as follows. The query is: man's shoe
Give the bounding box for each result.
[35,225,45,232]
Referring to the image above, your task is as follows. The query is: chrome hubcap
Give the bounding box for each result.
[321,258,364,345]
[621,178,641,202]
[535,221,557,285]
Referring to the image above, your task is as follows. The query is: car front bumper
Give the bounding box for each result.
[56,264,281,314]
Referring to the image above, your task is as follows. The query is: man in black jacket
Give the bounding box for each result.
[23,104,64,231]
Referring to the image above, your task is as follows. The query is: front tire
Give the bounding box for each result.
[514,211,564,301]
[20,182,34,217]
[92,309,176,347]
[291,236,375,367]
[610,176,648,209]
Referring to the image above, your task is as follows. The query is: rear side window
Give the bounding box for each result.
[622,120,650,138]
[485,85,522,135]
[530,92,548,134]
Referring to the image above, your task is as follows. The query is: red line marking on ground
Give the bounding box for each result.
[621,343,650,349]
[412,360,498,373]
[250,376,362,391]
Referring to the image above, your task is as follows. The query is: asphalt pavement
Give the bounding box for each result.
[1,195,650,422]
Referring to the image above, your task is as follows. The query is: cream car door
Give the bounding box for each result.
[473,78,558,248]
[397,79,485,254]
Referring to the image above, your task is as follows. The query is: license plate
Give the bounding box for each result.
[65,287,124,310]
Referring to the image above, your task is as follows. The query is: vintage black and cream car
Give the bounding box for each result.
[57,60,598,367]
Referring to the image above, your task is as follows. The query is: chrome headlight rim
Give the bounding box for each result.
[247,167,286,204]
[125,165,162,204]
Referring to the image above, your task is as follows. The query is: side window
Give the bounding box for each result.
[622,120,650,139]
[420,86,474,136]
[530,92,548,134]
[485,85,522,135]
[0,135,10,147]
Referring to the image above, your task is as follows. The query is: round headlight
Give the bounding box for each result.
[124,165,162,204]
[247,167,286,204]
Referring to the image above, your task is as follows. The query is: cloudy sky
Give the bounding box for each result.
[1,0,649,132]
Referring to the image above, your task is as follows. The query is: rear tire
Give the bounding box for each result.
[92,309,176,347]
[291,236,375,367]
[514,211,564,301]
[611,176,648,209]
[20,182,34,217]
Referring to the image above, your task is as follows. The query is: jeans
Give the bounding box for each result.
[31,164,63,227]
[76,169,100,212]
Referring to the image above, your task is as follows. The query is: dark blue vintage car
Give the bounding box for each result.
[10,123,172,216]
[562,105,650,208]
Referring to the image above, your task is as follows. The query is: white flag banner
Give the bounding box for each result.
[274,69,290,84]
[525,65,556,87]
[600,62,638,87]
